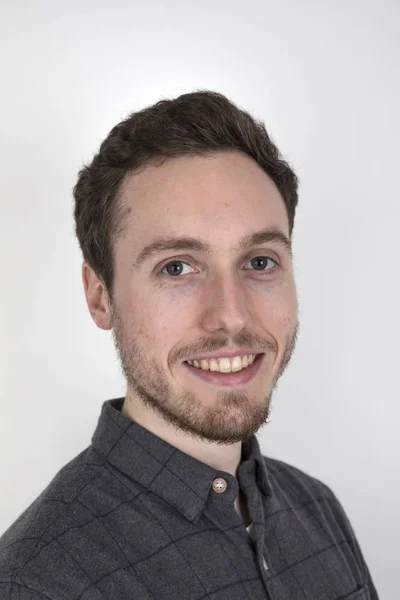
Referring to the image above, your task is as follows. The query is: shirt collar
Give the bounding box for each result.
[92,398,272,523]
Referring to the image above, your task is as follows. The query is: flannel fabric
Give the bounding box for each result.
[0,397,378,599]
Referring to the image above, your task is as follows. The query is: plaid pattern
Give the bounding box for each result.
[0,397,378,599]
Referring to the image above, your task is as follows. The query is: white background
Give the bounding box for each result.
[1,1,399,597]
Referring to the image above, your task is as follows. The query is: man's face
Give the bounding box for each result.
[109,150,299,444]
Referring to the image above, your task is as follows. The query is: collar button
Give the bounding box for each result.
[212,477,227,493]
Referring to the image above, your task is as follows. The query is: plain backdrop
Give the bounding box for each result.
[1,1,399,597]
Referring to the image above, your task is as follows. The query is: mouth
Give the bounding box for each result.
[182,353,265,387]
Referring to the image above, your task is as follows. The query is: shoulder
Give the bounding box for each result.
[0,445,112,598]
[261,454,356,537]
[262,454,335,497]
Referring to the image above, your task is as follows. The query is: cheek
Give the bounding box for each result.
[265,308,295,337]
[262,285,297,331]
[280,315,292,328]
[130,295,186,347]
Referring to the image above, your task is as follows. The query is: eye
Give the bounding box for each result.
[161,261,195,277]
[244,256,278,272]
[160,256,278,278]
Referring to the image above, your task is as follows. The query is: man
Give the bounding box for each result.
[0,90,378,599]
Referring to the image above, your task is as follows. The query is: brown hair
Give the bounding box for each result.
[73,90,299,301]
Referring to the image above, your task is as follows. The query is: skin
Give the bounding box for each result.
[83,150,299,525]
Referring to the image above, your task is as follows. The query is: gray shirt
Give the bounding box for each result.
[0,398,378,599]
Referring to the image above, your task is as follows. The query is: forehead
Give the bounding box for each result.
[117,151,290,252]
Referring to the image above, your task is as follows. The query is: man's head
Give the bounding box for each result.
[74,90,299,445]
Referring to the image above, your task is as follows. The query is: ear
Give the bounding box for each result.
[81,261,112,330]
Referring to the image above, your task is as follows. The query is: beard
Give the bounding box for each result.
[110,303,299,446]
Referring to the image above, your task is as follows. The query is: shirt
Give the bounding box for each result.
[0,397,379,599]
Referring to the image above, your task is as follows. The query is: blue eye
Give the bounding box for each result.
[161,261,194,277]
[160,256,278,277]
[247,256,278,271]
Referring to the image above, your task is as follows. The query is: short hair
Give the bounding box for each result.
[73,90,299,300]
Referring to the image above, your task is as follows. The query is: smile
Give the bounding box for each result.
[183,353,265,387]
[186,353,259,373]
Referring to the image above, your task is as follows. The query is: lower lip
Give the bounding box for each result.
[183,354,265,387]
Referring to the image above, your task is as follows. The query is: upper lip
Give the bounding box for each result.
[184,350,264,362]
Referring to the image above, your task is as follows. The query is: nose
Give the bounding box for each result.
[198,272,251,335]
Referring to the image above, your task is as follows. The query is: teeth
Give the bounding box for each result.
[187,354,258,373]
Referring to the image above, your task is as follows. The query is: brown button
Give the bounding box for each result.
[212,477,227,493]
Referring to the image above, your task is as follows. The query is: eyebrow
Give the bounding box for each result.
[132,227,292,271]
